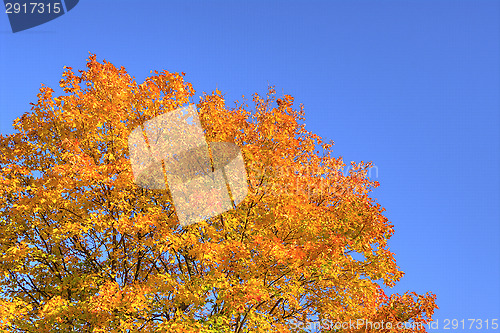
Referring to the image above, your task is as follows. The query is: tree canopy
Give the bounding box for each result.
[0,55,437,332]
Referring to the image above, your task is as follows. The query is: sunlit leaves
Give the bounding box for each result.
[0,55,437,332]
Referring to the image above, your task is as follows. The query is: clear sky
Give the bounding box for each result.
[1,0,499,331]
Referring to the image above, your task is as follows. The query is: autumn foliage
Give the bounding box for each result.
[0,55,437,332]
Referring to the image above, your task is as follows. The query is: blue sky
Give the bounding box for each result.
[1,0,499,330]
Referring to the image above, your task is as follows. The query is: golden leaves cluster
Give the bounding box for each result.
[0,55,437,332]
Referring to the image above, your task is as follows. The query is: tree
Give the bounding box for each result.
[0,55,437,332]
